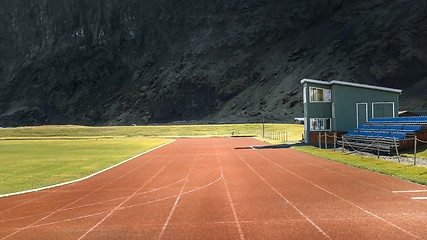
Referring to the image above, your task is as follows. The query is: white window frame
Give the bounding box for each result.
[303,87,307,103]
[310,118,332,131]
[304,117,308,131]
[356,103,368,128]
[372,102,395,118]
[309,87,331,103]
[332,103,336,119]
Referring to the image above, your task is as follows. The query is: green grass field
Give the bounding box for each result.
[0,137,170,195]
[292,146,427,185]
[0,124,304,140]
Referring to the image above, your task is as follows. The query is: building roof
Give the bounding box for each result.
[300,79,403,94]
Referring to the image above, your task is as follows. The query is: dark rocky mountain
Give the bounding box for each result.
[0,0,426,126]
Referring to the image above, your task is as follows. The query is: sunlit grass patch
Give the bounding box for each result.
[0,137,170,195]
[292,145,427,186]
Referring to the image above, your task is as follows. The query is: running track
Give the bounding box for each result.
[1,138,427,239]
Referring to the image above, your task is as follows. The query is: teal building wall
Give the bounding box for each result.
[302,79,401,144]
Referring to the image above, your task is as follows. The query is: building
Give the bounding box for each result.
[301,79,402,144]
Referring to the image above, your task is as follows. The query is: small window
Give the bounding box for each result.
[309,87,331,102]
[310,118,331,131]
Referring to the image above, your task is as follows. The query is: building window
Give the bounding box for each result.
[310,118,331,131]
[310,87,331,102]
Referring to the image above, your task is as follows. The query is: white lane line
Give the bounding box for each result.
[393,190,427,193]
[78,154,177,240]
[232,149,331,239]
[252,150,421,239]
[0,140,175,199]
[412,197,427,200]
[215,147,245,240]
[29,174,224,230]
[0,141,175,238]
[158,152,198,239]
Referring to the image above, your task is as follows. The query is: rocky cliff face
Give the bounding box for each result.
[0,0,426,126]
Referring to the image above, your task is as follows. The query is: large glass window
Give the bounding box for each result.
[310,87,331,102]
[310,118,331,131]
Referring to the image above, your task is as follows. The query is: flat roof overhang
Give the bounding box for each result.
[300,79,403,94]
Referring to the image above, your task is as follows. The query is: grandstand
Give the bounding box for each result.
[341,116,427,153]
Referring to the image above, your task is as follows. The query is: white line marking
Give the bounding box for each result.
[29,174,224,229]
[412,197,427,200]
[252,149,421,239]
[158,152,198,239]
[215,147,245,240]
[2,145,172,240]
[0,140,175,199]
[0,177,187,224]
[393,190,427,193]
[232,149,331,239]
[78,155,176,240]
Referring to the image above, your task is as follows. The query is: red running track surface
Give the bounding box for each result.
[1,138,427,240]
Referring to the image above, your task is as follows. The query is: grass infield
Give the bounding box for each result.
[0,137,170,195]
[0,123,304,140]
[292,146,427,186]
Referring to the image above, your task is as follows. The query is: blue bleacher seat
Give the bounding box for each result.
[400,125,421,132]
[389,132,405,139]
[370,125,384,130]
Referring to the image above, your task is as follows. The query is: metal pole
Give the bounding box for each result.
[394,138,400,163]
[414,136,417,166]
[377,144,380,159]
[342,136,345,151]
[262,113,265,138]
[324,133,327,149]
[334,133,337,151]
[318,132,321,148]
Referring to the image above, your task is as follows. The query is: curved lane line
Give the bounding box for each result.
[77,151,178,240]
[1,141,175,240]
[0,140,176,199]
[0,177,187,224]
[28,174,224,230]
[158,151,199,239]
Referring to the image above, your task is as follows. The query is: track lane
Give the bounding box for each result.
[1,138,427,239]
[239,142,426,239]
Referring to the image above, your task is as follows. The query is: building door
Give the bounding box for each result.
[356,103,368,128]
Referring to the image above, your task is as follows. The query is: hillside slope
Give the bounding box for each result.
[0,0,426,126]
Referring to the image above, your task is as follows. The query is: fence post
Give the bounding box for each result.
[394,138,400,163]
[324,133,327,149]
[377,144,380,159]
[318,132,321,148]
[334,133,337,151]
[414,136,417,166]
[342,136,345,151]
